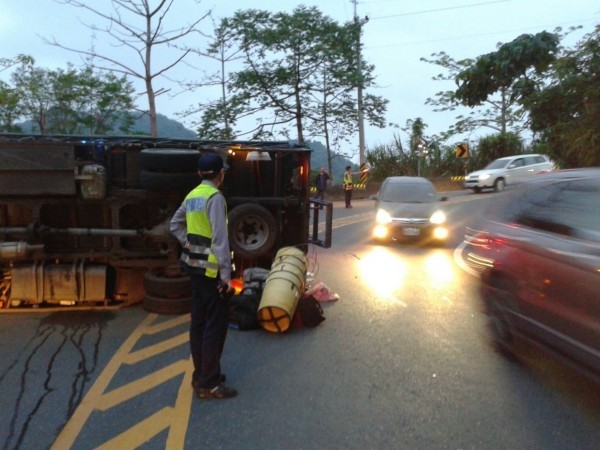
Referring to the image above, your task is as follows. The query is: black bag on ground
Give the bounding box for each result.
[295,294,325,328]
[229,289,261,330]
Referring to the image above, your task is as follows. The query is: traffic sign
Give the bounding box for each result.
[455,143,469,158]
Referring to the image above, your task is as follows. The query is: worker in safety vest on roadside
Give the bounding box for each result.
[343,165,354,208]
[170,152,237,399]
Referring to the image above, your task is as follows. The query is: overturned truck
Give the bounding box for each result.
[0,134,332,313]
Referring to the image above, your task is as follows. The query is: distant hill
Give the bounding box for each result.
[17,113,197,139]
[17,115,354,180]
[306,140,356,184]
[132,113,197,139]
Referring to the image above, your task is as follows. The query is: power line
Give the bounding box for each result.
[366,0,510,20]
[364,17,596,49]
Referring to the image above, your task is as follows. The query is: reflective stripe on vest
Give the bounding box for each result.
[180,184,221,278]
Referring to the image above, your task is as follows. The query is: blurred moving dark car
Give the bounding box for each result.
[371,176,448,244]
[470,168,600,381]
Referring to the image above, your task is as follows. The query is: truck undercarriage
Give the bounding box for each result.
[0,134,332,312]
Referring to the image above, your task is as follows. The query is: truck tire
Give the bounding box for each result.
[143,270,192,298]
[139,170,199,192]
[143,293,192,315]
[229,204,277,259]
[140,149,200,173]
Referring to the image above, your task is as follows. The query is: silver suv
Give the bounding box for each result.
[464,153,554,193]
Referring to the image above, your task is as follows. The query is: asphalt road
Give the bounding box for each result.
[1,190,600,449]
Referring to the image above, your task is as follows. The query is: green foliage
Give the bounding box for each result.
[421,51,525,139]
[49,66,135,134]
[5,58,135,135]
[212,5,388,154]
[455,31,560,107]
[425,26,597,169]
[425,31,559,143]
[196,94,250,140]
[366,135,414,180]
[0,81,23,132]
[467,132,524,171]
[10,60,55,134]
[524,25,600,167]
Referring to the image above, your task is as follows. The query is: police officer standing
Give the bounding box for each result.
[170,152,237,399]
[343,165,354,208]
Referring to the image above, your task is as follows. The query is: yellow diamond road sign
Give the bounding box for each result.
[455,143,468,158]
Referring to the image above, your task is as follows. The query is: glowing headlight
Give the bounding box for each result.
[376,209,392,224]
[430,210,446,224]
[479,173,490,180]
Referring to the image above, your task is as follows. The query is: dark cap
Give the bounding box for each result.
[197,153,229,176]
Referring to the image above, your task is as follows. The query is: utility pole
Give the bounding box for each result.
[353,0,367,166]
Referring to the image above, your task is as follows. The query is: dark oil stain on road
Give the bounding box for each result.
[1,311,115,450]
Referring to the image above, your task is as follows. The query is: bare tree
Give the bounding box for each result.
[46,0,210,137]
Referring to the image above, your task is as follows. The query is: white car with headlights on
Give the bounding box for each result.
[371,176,448,245]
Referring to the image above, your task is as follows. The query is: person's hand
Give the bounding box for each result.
[218,280,235,298]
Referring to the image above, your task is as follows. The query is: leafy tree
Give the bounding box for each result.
[195,95,247,140]
[304,18,388,176]
[215,5,388,175]
[454,31,560,107]
[422,31,559,143]
[524,25,600,167]
[49,66,135,134]
[11,59,55,134]
[47,0,210,137]
[8,59,135,134]
[188,19,247,140]
[421,51,526,139]
[0,81,23,132]
[1,56,36,131]
[219,6,335,143]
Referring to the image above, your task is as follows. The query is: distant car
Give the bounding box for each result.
[464,153,554,193]
[471,168,600,381]
[371,176,448,244]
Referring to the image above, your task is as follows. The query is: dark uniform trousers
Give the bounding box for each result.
[189,274,229,389]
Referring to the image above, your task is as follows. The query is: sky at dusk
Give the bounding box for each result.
[1,0,598,159]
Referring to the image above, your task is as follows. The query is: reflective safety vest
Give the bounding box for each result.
[179,184,223,278]
[343,172,353,190]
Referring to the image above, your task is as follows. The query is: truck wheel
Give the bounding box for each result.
[143,270,192,298]
[494,178,506,192]
[140,149,200,173]
[140,170,199,192]
[143,293,192,315]
[229,204,277,259]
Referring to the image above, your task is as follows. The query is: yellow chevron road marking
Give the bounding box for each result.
[123,331,189,364]
[51,313,193,450]
[144,314,190,335]
[97,359,189,411]
[169,367,195,448]
[95,406,175,450]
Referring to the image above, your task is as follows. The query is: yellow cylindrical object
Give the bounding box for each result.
[271,247,307,278]
[257,247,307,332]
